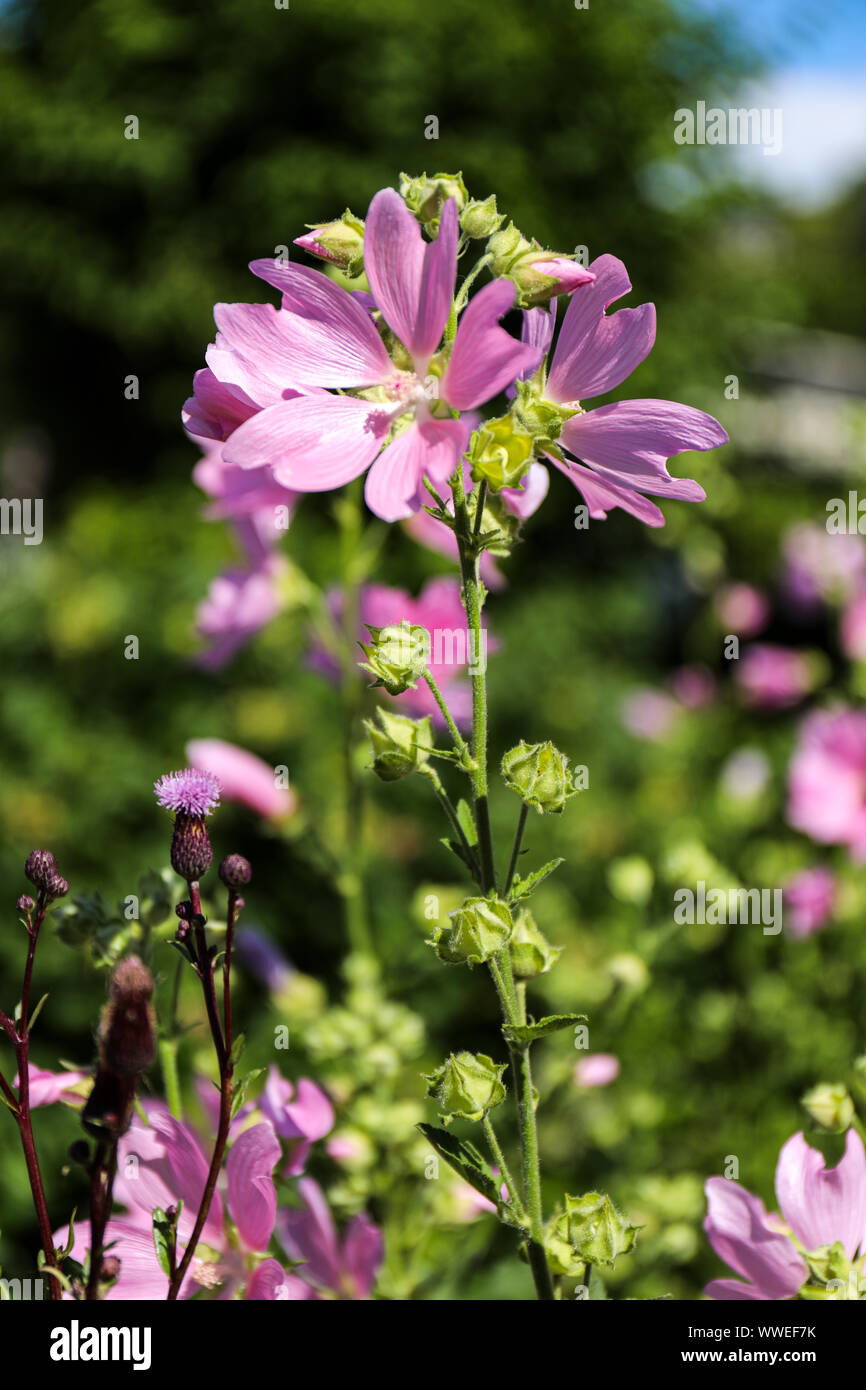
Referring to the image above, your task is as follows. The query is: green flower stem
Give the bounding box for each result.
[482,1114,526,1221]
[423,671,472,769]
[454,253,492,314]
[336,481,373,956]
[420,765,481,885]
[504,802,529,898]
[450,466,555,1299]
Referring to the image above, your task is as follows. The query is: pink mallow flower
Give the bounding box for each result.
[704,1129,866,1299]
[782,523,866,614]
[574,1053,620,1088]
[277,1177,383,1299]
[57,1107,310,1300]
[186,737,296,820]
[734,644,815,711]
[787,707,866,859]
[194,189,542,522]
[782,867,836,939]
[515,258,727,526]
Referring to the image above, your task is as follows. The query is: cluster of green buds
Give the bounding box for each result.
[429,894,513,966]
[399,171,468,235]
[364,708,433,782]
[501,740,583,814]
[359,620,431,695]
[424,1050,506,1124]
[466,412,536,493]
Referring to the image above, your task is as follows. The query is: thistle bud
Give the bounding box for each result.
[501,740,579,814]
[553,1192,639,1268]
[24,850,58,891]
[460,194,504,240]
[359,621,430,695]
[101,1256,121,1283]
[424,1050,506,1123]
[467,414,535,492]
[294,209,365,277]
[154,769,220,884]
[219,853,252,890]
[431,895,513,966]
[100,956,156,1078]
[170,814,213,882]
[17,895,35,914]
[68,1139,90,1165]
[45,874,69,902]
[363,708,432,782]
[509,909,562,979]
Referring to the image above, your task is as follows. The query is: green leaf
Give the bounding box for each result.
[503,1013,587,1047]
[439,836,477,875]
[0,1089,18,1116]
[230,1067,265,1120]
[26,992,50,1035]
[229,1032,246,1067]
[152,1207,177,1277]
[456,798,478,847]
[417,1123,501,1208]
[511,858,564,902]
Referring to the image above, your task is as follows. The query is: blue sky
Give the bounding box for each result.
[689,0,866,207]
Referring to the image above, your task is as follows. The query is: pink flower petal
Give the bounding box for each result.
[363,417,466,521]
[223,393,387,488]
[775,1130,866,1261]
[547,254,655,403]
[246,1259,314,1300]
[704,1177,806,1298]
[226,1122,282,1252]
[341,1214,383,1298]
[442,280,542,411]
[548,453,666,527]
[560,399,724,487]
[247,260,392,386]
[183,368,260,441]
[364,189,457,370]
[186,737,295,819]
[278,1176,341,1292]
[704,1278,777,1301]
[500,461,550,519]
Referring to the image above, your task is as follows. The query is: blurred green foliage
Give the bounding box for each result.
[0,0,865,1299]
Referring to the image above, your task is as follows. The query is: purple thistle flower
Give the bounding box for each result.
[154,769,221,818]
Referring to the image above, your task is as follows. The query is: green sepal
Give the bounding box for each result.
[503,1013,587,1047]
[230,1067,265,1120]
[511,858,564,902]
[417,1122,502,1208]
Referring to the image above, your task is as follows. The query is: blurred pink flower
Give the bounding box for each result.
[715,583,770,638]
[782,867,836,939]
[670,664,716,709]
[15,1065,88,1107]
[574,1053,620,1088]
[258,1066,335,1177]
[735,644,814,711]
[704,1129,866,1299]
[781,523,866,613]
[277,1177,383,1299]
[186,737,296,819]
[621,688,680,741]
[195,555,285,670]
[787,707,866,858]
[841,585,866,662]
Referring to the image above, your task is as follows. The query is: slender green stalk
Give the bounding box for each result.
[420,765,481,885]
[451,475,554,1300]
[482,1114,526,1220]
[424,671,472,768]
[504,802,529,898]
[336,482,373,955]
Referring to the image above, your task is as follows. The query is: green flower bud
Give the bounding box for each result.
[460,194,504,240]
[509,908,562,979]
[467,414,535,492]
[359,621,430,695]
[399,171,468,233]
[512,376,578,445]
[363,708,433,782]
[431,895,513,966]
[487,220,527,273]
[501,740,580,814]
[801,1083,855,1133]
[543,1220,587,1278]
[424,1050,506,1122]
[295,209,365,277]
[554,1192,639,1268]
